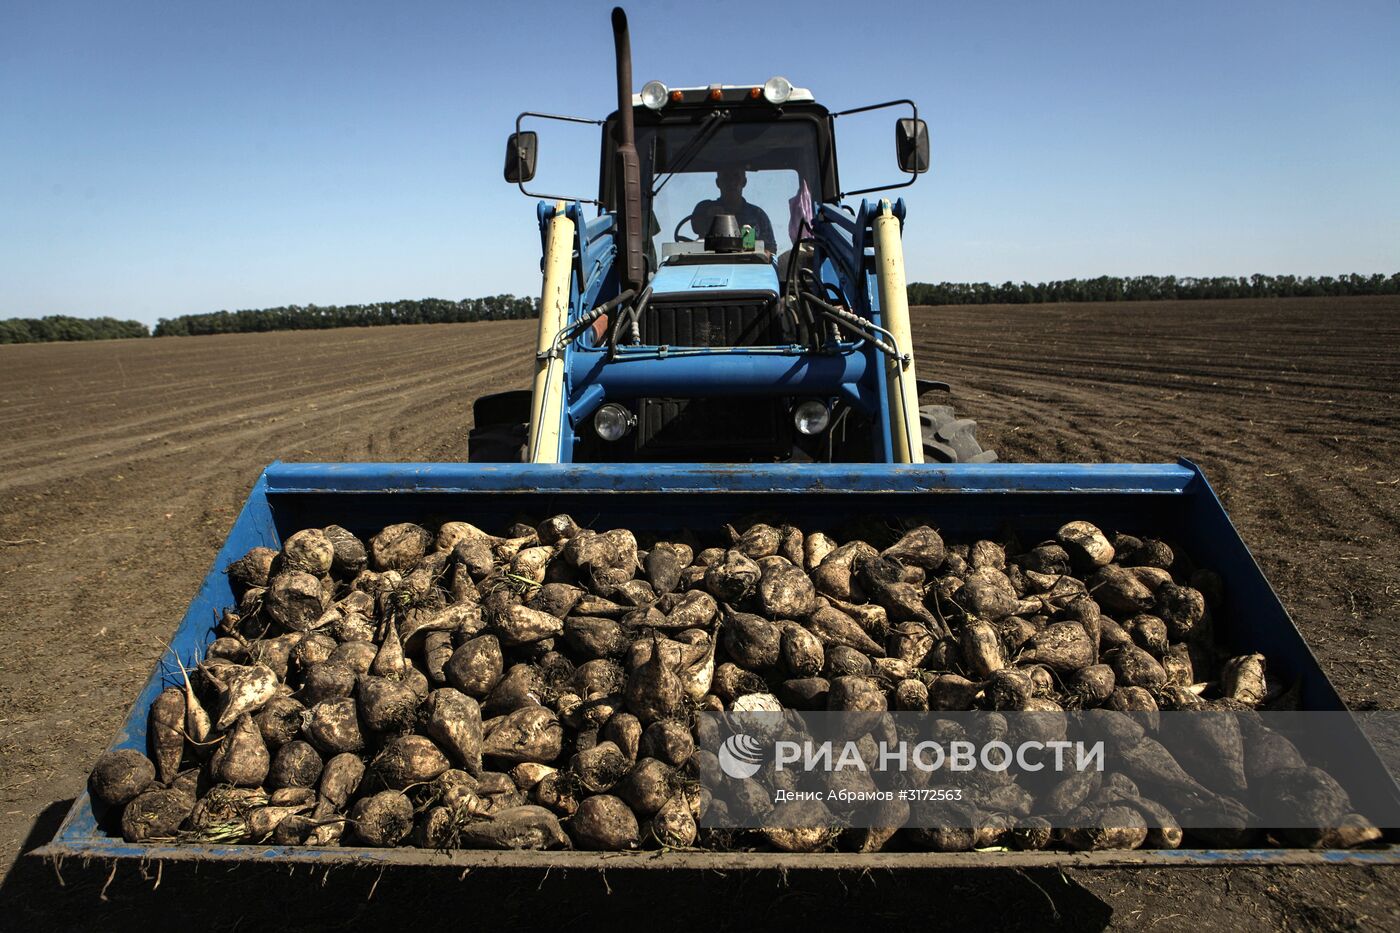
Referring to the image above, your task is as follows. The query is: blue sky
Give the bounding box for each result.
[2,0,1396,325]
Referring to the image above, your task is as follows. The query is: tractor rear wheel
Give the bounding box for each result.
[920,404,997,463]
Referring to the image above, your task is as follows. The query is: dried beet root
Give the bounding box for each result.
[445,635,504,698]
[1155,583,1205,640]
[1107,645,1167,692]
[1010,816,1054,851]
[571,794,640,850]
[304,697,365,755]
[1022,621,1094,674]
[811,542,876,601]
[120,787,194,843]
[1089,565,1155,617]
[372,735,450,789]
[1173,712,1248,797]
[929,673,981,711]
[955,568,1020,620]
[960,619,1004,678]
[421,688,483,774]
[757,563,817,619]
[148,687,186,785]
[894,678,930,711]
[356,676,420,734]
[763,801,840,852]
[1069,664,1116,706]
[268,740,324,789]
[327,639,377,675]
[209,714,271,787]
[626,639,686,723]
[1262,766,1352,828]
[457,805,571,849]
[648,794,698,848]
[482,705,564,764]
[496,604,564,647]
[804,532,839,572]
[318,752,365,810]
[704,549,761,602]
[263,572,328,632]
[369,523,432,572]
[600,712,642,761]
[721,610,782,670]
[986,668,1035,711]
[881,526,946,570]
[639,720,694,768]
[253,695,306,750]
[822,645,872,679]
[806,604,885,656]
[281,529,334,576]
[323,524,367,577]
[564,528,638,587]
[1056,521,1114,569]
[228,547,277,595]
[781,624,825,677]
[350,790,414,847]
[90,749,156,808]
[1220,653,1267,706]
[1060,805,1147,851]
[643,543,685,595]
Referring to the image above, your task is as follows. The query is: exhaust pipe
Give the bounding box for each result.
[611,7,645,294]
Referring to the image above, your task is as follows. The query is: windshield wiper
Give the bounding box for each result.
[650,110,728,197]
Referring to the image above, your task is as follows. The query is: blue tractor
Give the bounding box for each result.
[469,7,994,466]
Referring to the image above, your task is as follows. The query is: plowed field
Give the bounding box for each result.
[1,296,1396,930]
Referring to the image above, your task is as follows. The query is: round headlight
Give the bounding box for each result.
[762,75,793,105]
[793,400,830,435]
[640,80,669,110]
[594,403,635,442]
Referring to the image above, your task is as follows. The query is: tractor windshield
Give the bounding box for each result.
[636,117,823,263]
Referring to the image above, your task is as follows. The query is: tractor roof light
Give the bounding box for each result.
[640,80,669,110]
[594,403,636,442]
[762,75,793,105]
[793,400,830,436]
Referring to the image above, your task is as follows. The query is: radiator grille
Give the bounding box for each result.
[638,294,782,347]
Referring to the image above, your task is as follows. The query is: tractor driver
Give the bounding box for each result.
[690,167,776,255]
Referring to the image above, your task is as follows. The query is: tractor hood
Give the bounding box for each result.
[637,257,784,348]
[648,259,779,298]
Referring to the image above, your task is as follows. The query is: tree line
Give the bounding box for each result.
[152,295,539,336]
[0,316,149,344]
[906,272,1400,306]
[5,274,1397,344]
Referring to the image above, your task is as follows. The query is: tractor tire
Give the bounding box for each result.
[467,422,527,463]
[920,404,997,464]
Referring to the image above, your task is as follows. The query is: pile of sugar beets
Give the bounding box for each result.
[89,515,1385,853]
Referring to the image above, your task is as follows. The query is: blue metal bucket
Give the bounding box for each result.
[34,461,1399,867]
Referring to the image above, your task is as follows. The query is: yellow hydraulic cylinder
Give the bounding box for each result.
[528,201,574,463]
[872,200,924,463]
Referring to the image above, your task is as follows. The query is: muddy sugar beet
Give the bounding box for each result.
[86,515,1370,854]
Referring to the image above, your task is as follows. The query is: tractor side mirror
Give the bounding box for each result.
[504,131,538,183]
[896,119,929,174]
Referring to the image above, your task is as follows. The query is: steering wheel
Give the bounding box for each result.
[673,212,697,243]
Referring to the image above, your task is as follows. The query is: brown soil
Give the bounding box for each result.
[1,298,1397,929]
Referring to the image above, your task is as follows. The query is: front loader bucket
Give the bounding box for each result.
[34,461,1400,868]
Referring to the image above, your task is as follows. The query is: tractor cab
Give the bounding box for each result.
[599,86,832,357]
[479,8,992,466]
[615,82,830,276]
